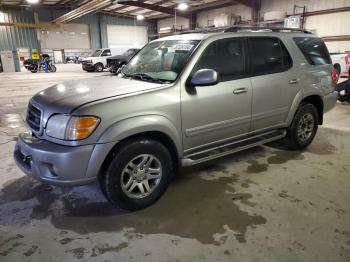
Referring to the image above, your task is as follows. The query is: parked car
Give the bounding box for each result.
[14,27,338,211]
[65,56,79,64]
[107,48,140,74]
[81,47,132,72]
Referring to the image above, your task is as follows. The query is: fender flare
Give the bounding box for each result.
[97,115,183,157]
[285,89,324,126]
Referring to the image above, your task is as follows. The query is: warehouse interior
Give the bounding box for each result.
[0,0,350,261]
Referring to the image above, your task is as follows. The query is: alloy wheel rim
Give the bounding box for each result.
[120,154,162,199]
[297,113,314,142]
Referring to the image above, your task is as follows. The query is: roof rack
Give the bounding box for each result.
[224,26,312,34]
[177,26,312,35]
[177,26,228,35]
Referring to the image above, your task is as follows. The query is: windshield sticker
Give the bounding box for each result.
[174,44,194,51]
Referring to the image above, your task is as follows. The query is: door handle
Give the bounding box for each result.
[289,79,300,84]
[233,87,248,94]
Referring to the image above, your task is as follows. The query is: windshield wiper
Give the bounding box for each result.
[123,72,168,84]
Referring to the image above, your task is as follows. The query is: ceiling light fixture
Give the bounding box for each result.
[26,0,40,4]
[177,3,188,10]
[136,14,144,20]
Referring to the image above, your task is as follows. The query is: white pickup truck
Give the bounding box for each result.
[82,47,130,72]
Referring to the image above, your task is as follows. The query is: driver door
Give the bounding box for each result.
[181,37,252,152]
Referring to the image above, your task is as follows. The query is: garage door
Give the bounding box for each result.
[41,23,90,49]
[107,25,148,48]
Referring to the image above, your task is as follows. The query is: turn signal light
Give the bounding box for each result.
[66,116,100,140]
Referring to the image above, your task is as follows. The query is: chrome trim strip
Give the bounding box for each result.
[185,115,251,137]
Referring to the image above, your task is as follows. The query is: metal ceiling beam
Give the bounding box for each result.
[234,0,259,7]
[147,0,238,19]
[121,0,168,15]
[115,0,191,18]
[0,21,60,29]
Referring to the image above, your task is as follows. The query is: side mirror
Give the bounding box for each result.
[190,69,218,87]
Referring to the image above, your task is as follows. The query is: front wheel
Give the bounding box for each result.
[285,103,319,150]
[100,139,174,211]
[95,63,104,72]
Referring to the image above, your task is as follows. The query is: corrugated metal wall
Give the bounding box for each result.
[0,9,39,51]
[0,7,156,52]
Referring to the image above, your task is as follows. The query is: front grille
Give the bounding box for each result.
[107,59,116,67]
[26,103,42,132]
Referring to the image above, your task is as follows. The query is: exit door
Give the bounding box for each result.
[0,51,16,72]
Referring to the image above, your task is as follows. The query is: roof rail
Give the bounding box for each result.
[177,26,312,35]
[224,26,312,34]
[177,26,227,35]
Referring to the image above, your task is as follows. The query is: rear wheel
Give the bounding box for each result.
[100,138,174,211]
[285,103,319,150]
[49,65,57,72]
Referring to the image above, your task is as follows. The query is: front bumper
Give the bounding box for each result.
[14,133,98,186]
[82,63,94,71]
[324,91,338,112]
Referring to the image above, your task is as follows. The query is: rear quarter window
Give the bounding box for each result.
[293,37,331,65]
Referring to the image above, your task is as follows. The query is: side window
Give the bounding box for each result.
[102,49,111,56]
[193,38,247,81]
[248,37,292,76]
[293,37,331,65]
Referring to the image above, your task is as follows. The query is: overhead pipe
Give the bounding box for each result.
[53,0,102,22]
[53,0,112,23]
[63,0,112,23]
[53,0,107,23]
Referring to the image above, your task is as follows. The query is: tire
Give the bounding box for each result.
[50,65,57,72]
[30,70,37,73]
[285,103,319,150]
[100,138,174,211]
[95,63,104,72]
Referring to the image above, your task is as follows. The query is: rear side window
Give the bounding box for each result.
[293,37,331,65]
[248,37,292,76]
[102,49,111,56]
[194,38,247,81]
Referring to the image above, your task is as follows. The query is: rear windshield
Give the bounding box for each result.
[293,37,331,65]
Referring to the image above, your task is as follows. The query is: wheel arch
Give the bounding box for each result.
[286,91,324,126]
[301,95,324,124]
[99,130,180,179]
[94,115,182,178]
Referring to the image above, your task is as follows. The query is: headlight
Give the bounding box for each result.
[46,115,100,140]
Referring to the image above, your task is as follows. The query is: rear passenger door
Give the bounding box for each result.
[248,37,299,132]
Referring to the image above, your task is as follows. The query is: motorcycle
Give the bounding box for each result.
[27,59,57,73]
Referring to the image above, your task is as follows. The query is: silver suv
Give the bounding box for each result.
[14,27,338,210]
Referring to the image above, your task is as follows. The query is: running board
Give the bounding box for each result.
[181,129,286,166]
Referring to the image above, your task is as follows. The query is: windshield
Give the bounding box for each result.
[91,49,102,57]
[122,49,136,56]
[121,40,200,82]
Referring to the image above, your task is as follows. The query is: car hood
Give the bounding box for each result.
[107,55,127,61]
[31,75,167,122]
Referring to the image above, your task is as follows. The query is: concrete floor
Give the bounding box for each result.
[0,64,349,262]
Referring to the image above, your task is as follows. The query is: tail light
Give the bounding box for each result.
[331,69,339,87]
